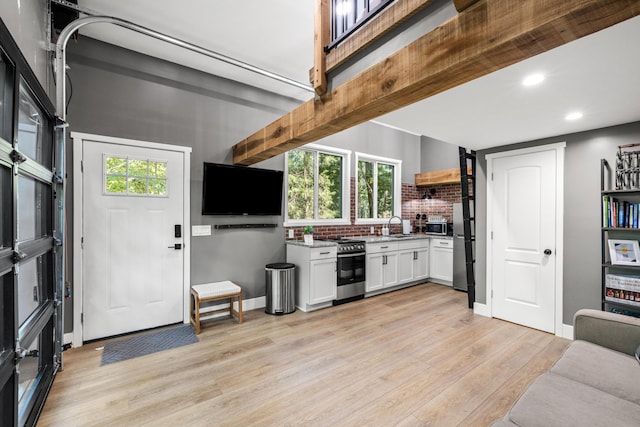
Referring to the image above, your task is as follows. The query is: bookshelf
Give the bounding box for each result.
[601,158,640,318]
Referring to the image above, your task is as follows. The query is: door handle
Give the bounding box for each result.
[544,249,552,255]
[168,243,182,250]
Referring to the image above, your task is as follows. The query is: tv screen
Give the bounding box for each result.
[202,162,284,215]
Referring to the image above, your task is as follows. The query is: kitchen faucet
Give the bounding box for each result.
[387,215,403,235]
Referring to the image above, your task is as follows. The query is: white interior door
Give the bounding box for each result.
[81,139,186,341]
[489,146,562,334]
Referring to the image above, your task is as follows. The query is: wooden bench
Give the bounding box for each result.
[190,281,243,333]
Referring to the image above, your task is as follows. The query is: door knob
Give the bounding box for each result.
[168,243,182,250]
[544,249,552,255]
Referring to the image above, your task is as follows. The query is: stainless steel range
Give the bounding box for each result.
[322,238,366,305]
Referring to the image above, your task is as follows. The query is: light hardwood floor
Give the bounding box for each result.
[38,283,570,426]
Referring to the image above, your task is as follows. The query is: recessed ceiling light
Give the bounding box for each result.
[565,112,583,121]
[522,73,545,86]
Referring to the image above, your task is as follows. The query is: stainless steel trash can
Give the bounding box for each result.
[265,263,296,315]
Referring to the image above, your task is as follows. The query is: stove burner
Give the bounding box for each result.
[319,238,366,254]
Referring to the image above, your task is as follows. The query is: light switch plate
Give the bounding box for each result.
[192,225,211,236]
[288,229,294,238]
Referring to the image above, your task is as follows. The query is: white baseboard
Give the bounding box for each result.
[560,323,574,340]
[64,332,74,345]
[473,302,491,317]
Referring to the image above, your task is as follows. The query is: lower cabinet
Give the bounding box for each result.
[397,240,430,284]
[429,238,453,284]
[366,243,399,292]
[414,246,430,281]
[309,258,338,304]
[286,244,337,311]
[366,239,430,292]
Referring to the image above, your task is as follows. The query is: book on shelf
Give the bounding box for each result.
[602,195,640,228]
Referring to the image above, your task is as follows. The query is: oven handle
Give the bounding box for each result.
[337,251,366,258]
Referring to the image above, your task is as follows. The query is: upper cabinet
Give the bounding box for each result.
[415,166,471,186]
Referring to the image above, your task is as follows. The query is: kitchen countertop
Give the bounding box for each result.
[356,234,452,243]
[286,240,338,248]
[286,234,452,247]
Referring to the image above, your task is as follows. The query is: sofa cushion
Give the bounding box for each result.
[490,418,518,427]
[551,340,640,405]
[507,372,640,427]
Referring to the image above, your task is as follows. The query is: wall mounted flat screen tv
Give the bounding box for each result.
[202,162,284,215]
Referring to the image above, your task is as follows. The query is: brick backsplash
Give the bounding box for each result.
[285,178,462,240]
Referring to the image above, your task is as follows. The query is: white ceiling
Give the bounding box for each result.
[77,1,640,150]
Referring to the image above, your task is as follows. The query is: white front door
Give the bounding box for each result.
[81,138,187,341]
[488,144,563,334]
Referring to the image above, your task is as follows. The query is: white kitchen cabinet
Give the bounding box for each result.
[414,244,430,281]
[366,242,398,291]
[309,258,337,304]
[366,253,385,292]
[382,252,399,288]
[429,238,453,284]
[397,247,415,284]
[397,240,430,284]
[286,244,337,311]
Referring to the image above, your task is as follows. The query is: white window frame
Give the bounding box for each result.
[284,143,351,226]
[355,152,402,225]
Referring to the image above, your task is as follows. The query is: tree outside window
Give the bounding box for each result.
[286,146,348,223]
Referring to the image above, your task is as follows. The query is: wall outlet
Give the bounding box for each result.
[370,226,374,234]
[288,229,294,238]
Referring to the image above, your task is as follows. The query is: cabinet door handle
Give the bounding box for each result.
[320,251,330,255]
[413,251,418,260]
[381,246,389,249]
[383,255,387,265]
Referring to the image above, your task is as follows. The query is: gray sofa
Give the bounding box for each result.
[492,309,640,427]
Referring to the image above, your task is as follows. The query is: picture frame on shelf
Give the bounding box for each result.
[608,239,640,265]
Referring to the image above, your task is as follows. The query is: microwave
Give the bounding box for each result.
[424,222,447,235]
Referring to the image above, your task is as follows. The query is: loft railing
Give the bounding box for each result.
[328,0,394,51]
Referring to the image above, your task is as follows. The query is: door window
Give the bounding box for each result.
[104,155,168,196]
[17,81,51,168]
[0,164,10,249]
[17,253,52,326]
[17,175,52,242]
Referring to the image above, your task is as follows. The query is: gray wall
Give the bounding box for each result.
[0,0,54,100]
[475,121,640,324]
[64,36,421,331]
[420,135,459,172]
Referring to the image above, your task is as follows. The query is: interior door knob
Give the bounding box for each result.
[544,249,552,255]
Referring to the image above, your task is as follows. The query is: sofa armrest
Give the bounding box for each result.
[574,309,640,356]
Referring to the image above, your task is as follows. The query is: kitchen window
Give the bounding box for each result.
[285,144,350,225]
[356,153,401,223]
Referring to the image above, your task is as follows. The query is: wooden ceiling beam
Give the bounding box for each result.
[233,0,640,165]
[453,0,481,12]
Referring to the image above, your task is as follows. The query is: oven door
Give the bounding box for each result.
[336,252,366,285]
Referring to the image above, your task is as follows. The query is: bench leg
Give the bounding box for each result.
[191,292,201,334]
[237,293,243,324]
